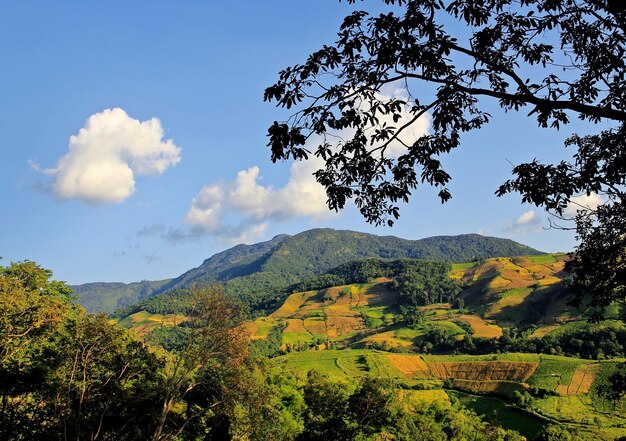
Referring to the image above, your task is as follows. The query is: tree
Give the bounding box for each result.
[265,0,625,313]
[151,285,249,441]
[0,261,163,441]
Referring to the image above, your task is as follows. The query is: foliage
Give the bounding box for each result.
[596,362,626,402]
[415,323,626,359]
[151,286,249,440]
[0,261,163,441]
[298,371,524,441]
[266,0,625,223]
[393,261,460,306]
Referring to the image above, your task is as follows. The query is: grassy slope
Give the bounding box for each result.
[244,254,585,351]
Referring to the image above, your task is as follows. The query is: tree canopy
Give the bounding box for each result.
[265,0,625,313]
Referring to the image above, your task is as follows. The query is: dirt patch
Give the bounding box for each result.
[556,364,599,396]
[387,354,430,377]
[458,315,503,338]
[303,317,326,336]
[283,319,308,334]
[430,361,538,382]
[326,314,363,336]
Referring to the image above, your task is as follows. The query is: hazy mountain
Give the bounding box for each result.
[74,228,543,313]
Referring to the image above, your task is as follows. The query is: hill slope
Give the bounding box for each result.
[75,228,543,313]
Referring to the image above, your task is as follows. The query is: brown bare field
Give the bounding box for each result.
[386,354,430,376]
[458,315,503,338]
[430,361,538,382]
[362,331,412,348]
[272,291,317,317]
[556,364,600,396]
[303,317,326,336]
[326,314,363,336]
[284,319,308,334]
[321,286,344,303]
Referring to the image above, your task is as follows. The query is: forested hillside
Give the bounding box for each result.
[75,229,543,312]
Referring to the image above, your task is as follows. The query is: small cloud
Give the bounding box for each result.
[564,193,606,217]
[517,210,540,225]
[142,254,162,265]
[477,227,492,235]
[37,108,181,204]
[137,224,199,244]
[183,158,332,243]
[503,210,543,236]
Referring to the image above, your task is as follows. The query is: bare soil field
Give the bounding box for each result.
[430,361,538,382]
[458,315,503,338]
[452,379,528,397]
[386,354,430,376]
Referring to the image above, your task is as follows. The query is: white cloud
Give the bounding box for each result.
[503,210,542,236]
[517,210,539,225]
[184,158,331,243]
[564,193,605,217]
[42,108,181,204]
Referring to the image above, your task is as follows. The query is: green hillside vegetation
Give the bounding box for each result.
[71,278,171,313]
[75,229,543,313]
[118,254,626,360]
[108,252,626,439]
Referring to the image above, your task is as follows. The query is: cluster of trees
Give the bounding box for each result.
[0,261,286,440]
[296,371,525,441]
[393,262,461,307]
[415,324,626,360]
[287,258,458,294]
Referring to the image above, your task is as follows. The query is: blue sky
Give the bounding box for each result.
[0,1,595,284]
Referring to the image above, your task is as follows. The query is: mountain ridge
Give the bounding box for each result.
[73,228,544,313]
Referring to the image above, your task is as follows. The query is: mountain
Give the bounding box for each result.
[71,279,171,314]
[74,228,543,313]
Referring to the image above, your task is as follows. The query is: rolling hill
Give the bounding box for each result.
[74,228,543,313]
